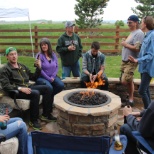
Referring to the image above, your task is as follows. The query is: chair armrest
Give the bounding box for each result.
[132,131,154,154]
[0,133,6,143]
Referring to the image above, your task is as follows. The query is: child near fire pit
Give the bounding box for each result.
[81,41,108,90]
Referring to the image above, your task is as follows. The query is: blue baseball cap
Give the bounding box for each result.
[128,15,139,22]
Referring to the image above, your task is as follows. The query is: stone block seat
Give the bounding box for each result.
[0,82,42,111]
[0,137,18,154]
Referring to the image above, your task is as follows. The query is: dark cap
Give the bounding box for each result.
[128,15,139,22]
[65,21,75,28]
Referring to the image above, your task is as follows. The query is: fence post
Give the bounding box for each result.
[115,26,120,51]
[34,26,38,52]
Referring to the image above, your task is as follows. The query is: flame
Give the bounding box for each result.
[85,72,105,89]
[80,89,95,100]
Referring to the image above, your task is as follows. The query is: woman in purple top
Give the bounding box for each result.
[36,38,64,122]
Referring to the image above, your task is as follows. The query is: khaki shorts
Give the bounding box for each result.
[120,61,138,83]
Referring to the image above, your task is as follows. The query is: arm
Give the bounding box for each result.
[50,53,58,79]
[0,66,18,91]
[56,36,70,54]
[82,53,90,76]
[122,32,144,52]
[77,35,83,57]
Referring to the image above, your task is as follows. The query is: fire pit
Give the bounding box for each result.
[54,88,121,136]
[63,89,111,108]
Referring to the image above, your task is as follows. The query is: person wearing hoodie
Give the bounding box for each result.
[56,21,82,77]
[35,38,64,122]
[80,41,108,90]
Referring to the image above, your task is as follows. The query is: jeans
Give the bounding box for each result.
[0,117,27,154]
[120,124,139,154]
[9,85,53,121]
[36,77,64,112]
[81,75,109,90]
[139,73,151,109]
[62,60,80,77]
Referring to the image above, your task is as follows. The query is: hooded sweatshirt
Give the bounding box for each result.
[56,32,82,66]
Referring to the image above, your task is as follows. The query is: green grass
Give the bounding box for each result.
[0,55,140,79]
[0,23,130,52]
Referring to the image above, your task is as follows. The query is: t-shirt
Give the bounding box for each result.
[122,29,144,61]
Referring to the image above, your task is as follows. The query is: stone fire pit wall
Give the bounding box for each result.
[54,88,121,137]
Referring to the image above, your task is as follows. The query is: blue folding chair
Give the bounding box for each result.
[132,131,154,154]
[28,131,127,154]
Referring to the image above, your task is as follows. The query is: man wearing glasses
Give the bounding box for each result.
[120,15,144,107]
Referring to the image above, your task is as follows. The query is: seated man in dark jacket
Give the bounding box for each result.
[120,102,154,154]
[0,47,57,130]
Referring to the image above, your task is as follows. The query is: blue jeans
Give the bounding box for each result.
[120,124,139,154]
[0,117,27,154]
[139,73,151,109]
[36,76,64,113]
[62,60,80,77]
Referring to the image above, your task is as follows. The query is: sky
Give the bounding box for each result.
[0,0,138,21]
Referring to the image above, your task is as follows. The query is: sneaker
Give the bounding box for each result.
[29,121,42,130]
[48,114,57,122]
[40,114,57,122]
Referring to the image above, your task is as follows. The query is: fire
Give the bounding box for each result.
[80,89,95,100]
[85,72,105,89]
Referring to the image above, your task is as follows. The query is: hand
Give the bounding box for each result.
[19,87,32,94]
[92,74,97,82]
[89,74,93,82]
[121,40,127,47]
[131,112,140,117]
[129,55,138,63]
[68,45,76,51]
[51,78,54,82]
[0,115,10,122]
[123,106,132,116]
[34,59,41,69]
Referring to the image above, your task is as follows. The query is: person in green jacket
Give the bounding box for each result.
[56,21,83,77]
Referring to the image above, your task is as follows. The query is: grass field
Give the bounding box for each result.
[0,55,140,79]
[0,23,140,78]
[0,22,129,52]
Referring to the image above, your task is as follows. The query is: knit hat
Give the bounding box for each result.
[128,15,139,22]
[5,47,17,55]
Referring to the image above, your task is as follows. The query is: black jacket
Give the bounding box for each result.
[126,102,154,149]
[0,62,40,91]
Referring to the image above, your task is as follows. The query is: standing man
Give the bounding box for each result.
[81,41,108,90]
[56,21,82,77]
[0,47,57,130]
[120,15,144,107]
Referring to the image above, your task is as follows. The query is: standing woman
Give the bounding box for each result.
[129,16,154,109]
[36,38,64,121]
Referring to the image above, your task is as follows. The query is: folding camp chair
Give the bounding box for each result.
[132,131,154,154]
[28,131,127,154]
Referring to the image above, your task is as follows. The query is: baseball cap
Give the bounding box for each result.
[5,47,17,55]
[128,15,139,22]
[65,21,75,28]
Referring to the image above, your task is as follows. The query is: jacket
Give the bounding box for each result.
[137,30,154,77]
[126,102,154,149]
[0,62,40,91]
[81,50,106,79]
[56,32,82,66]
